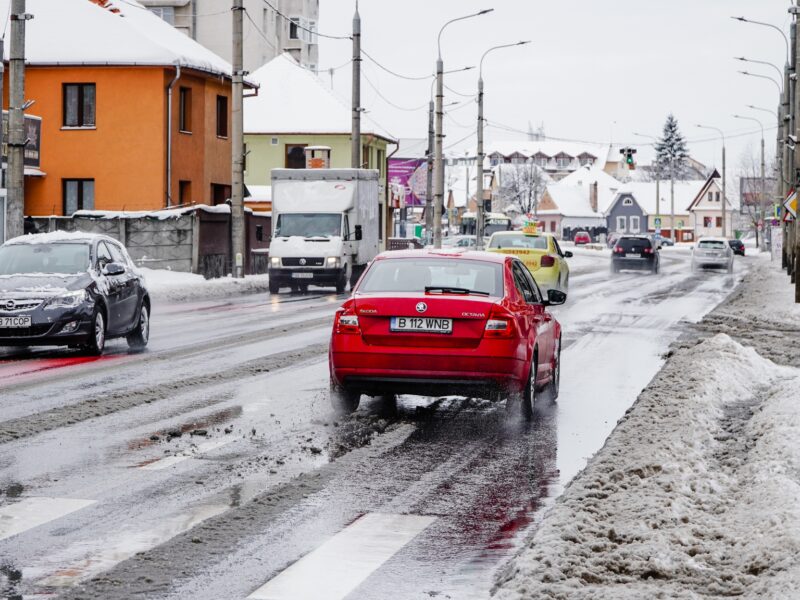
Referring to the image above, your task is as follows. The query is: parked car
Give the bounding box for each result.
[728,238,745,256]
[486,229,572,294]
[653,234,674,248]
[328,250,565,419]
[611,235,660,274]
[573,231,591,245]
[0,232,150,354]
[606,233,619,248]
[692,237,734,273]
[440,235,478,250]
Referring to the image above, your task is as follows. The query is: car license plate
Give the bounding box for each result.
[291,272,314,279]
[390,316,452,334]
[0,315,32,328]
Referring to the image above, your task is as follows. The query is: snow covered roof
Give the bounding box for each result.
[613,180,707,215]
[558,165,621,213]
[246,185,272,203]
[244,54,396,142]
[545,185,600,218]
[0,0,235,78]
[485,140,610,164]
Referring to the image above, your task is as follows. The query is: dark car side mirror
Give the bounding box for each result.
[103,262,126,276]
[354,225,363,241]
[564,251,573,258]
[543,289,567,306]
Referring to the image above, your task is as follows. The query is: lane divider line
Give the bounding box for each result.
[248,512,437,600]
[0,497,96,542]
[138,438,234,471]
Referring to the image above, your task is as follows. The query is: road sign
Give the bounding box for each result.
[654,217,662,227]
[784,189,797,218]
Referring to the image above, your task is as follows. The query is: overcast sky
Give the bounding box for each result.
[318,0,791,174]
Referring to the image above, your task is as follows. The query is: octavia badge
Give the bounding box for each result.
[299,258,307,266]
[415,302,427,314]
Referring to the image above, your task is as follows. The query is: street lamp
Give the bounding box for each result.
[695,124,728,238]
[730,17,790,66]
[746,104,778,119]
[734,114,767,249]
[734,56,785,81]
[475,40,530,249]
[632,132,667,238]
[738,70,783,93]
[433,8,494,249]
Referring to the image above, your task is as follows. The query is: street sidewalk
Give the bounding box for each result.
[493,258,800,599]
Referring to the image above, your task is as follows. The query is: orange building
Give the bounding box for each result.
[1,0,242,216]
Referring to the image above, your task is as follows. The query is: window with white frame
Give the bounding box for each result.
[535,156,548,167]
[616,216,626,231]
[148,6,175,25]
[623,197,633,206]
[289,17,301,40]
[630,215,640,232]
[556,156,571,169]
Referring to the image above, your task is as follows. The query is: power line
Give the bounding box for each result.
[444,83,476,98]
[361,69,429,112]
[444,130,476,151]
[111,0,230,17]
[243,8,276,51]
[258,0,350,40]
[361,48,433,81]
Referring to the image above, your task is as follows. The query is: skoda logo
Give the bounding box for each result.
[415,302,427,314]
[4,300,15,311]
[299,258,307,266]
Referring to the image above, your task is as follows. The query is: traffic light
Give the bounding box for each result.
[619,147,637,169]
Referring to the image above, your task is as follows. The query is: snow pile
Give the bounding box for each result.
[494,333,800,599]
[3,230,110,245]
[141,268,271,302]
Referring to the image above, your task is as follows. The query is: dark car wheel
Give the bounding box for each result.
[84,309,106,356]
[330,379,360,415]
[507,358,535,421]
[127,303,150,350]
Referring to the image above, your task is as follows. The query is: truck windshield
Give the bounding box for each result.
[275,214,342,238]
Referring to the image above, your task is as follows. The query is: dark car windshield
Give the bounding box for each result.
[359,258,504,297]
[0,242,91,275]
[618,237,652,252]
[489,235,549,250]
[275,214,341,238]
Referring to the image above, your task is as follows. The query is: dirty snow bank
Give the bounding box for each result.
[494,333,800,600]
[141,268,271,302]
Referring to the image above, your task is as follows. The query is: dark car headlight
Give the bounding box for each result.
[44,290,88,310]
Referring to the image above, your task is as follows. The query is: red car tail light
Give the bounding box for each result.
[643,247,653,254]
[484,306,516,338]
[540,255,556,267]
[613,246,624,253]
[335,310,361,335]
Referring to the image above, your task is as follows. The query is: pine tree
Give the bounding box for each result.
[654,114,690,180]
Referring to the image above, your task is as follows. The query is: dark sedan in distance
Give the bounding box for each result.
[0,232,150,354]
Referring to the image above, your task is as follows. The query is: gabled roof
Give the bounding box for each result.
[559,166,621,213]
[545,184,599,218]
[0,0,234,78]
[244,53,395,142]
[686,169,737,211]
[610,180,707,215]
[484,141,610,165]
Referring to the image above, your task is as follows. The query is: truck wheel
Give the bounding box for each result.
[269,280,280,294]
[336,275,347,294]
[350,265,363,288]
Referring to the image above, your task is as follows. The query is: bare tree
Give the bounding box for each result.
[498,161,548,216]
[737,146,775,249]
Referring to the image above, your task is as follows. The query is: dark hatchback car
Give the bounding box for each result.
[0,233,150,354]
[728,239,745,256]
[611,235,660,274]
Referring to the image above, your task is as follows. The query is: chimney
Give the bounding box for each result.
[590,181,598,213]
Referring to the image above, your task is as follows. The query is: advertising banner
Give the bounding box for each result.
[388,158,427,207]
[1,111,42,168]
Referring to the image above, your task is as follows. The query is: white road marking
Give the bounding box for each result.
[0,497,95,542]
[248,512,436,600]
[138,438,234,471]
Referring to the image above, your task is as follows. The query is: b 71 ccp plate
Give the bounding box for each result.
[0,316,32,328]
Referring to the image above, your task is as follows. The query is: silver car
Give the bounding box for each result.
[692,237,734,273]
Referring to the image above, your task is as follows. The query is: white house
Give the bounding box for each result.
[686,170,738,239]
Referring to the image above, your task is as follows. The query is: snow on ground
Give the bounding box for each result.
[141,268,270,302]
[494,260,800,599]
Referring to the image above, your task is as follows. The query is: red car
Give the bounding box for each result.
[328,250,565,419]
[573,231,591,245]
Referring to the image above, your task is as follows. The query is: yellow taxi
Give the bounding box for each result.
[486,224,572,293]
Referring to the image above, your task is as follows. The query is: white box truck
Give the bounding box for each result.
[268,168,380,294]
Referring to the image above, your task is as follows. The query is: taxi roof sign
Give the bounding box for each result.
[522,222,540,236]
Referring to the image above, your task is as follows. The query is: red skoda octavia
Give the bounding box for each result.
[328,250,565,419]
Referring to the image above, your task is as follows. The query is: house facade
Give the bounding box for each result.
[3,0,238,217]
[687,170,737,239]
[484,141,611,181]
[606,192,648,236]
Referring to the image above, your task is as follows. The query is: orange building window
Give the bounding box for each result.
[179,87,192,133]
[63,84,96,127]
[216,95,228,138]
[179,181,191,205]
[63,179,95,215]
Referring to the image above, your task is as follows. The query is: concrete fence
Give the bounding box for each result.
[27,205,271,278]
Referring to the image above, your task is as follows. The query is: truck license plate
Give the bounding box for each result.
[390,317,452,334]
[291,273,314,279]
[0,316,32,328]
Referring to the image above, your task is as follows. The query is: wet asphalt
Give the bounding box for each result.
[0,248,747,600]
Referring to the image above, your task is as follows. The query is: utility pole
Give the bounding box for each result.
[433,55,444,248]
[231,0,245,277]
[476,74,485,249]
[794,10,800,300]
[7,0,28,240]
[721,144,727,238]
[351,3,361,168]
[425,100,434,245]
[670,157,675,242]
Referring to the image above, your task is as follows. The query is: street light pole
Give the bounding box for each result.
[433,8,493,249]
[696,124,728,238]
[734,114,766,250]
[633,132,661,236]
[476,40,530,250]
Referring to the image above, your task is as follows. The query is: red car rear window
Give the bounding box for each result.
[359,258,504,296]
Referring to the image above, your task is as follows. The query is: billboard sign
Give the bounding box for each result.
[2,111,42,168]
[388,158,428,207]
